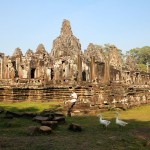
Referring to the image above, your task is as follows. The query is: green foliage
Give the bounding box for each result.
[137,64,147,72]
[127,46,150,65]
[127,46,150,72]
[0,101,60,112]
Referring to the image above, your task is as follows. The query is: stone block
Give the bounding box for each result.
[68,123,82,132]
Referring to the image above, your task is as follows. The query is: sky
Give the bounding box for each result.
[0,0,150,56]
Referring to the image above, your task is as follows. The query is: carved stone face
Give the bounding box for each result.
[61,19,72,37]
[51,19,81,59]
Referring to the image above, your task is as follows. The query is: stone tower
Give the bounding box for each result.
[51,19,81,59]
[109,45,122,70]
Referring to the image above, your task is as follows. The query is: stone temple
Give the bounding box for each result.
[0,19,150,112]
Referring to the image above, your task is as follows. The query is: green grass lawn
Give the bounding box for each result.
[0,101,61,112]
[0,101,150,150]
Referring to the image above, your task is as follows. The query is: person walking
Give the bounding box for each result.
[66,89,78,117]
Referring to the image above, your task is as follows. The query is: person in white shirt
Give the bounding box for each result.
[70,90,77,103]
[66,90,78,117]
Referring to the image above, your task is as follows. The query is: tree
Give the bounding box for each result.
[127,46,150,64]
[138,46,150,64]
[126,46,150,72]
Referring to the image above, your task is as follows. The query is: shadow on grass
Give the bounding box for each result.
[0,103,150,150]
[62,116,150,150]
[0,105,39,113]
[0,113,150,150]
[0,102,60,113]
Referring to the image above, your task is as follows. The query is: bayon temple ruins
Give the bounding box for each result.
[0,19,150,112]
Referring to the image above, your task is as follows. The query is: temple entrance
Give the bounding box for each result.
[12,61,19,78]
[82,70,86,81]
[31,68,35,78]
[51,68,54,80]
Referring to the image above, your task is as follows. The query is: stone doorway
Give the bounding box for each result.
[51,68,54,80]
[31,68,35,78]
[82,70,86,81]
[12,61,19,78]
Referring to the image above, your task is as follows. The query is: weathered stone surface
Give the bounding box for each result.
[68,123,82,132]
[33,116,50,122]
[109,45,122,70]
[28,125,52,135]
[39,126,52,133]
[0,19,149,113]
[0,19,149,86]
[25,49,34,58]
[84,43,105,62]
[54,112,65,117]
[51,19,81,59]
[41,121,58,129]
[12,47,23,57]
[52,116,65,123]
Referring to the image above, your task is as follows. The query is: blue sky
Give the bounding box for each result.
[0,0,150,56]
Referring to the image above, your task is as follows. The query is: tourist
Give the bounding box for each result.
[65,89,78,117]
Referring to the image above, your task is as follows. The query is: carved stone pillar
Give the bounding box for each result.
[77,54,82,81]
[8,66,9,79]
[55,68,59,81]
[16,58,18,71]
[90,56,95,82]
[27,61,31,79]
[135,72,139,84]
[35,67,39,78]
[69,63,74,81]
[103,59,110,84]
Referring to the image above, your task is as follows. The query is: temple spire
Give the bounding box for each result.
[60,19,72,37]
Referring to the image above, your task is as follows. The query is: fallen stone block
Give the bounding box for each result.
[33,116,50,122]
[54,112,65,117]
[41,121,58,129]
[39,126,52,133]
[52,116,65,123]
[68,123,82,132]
